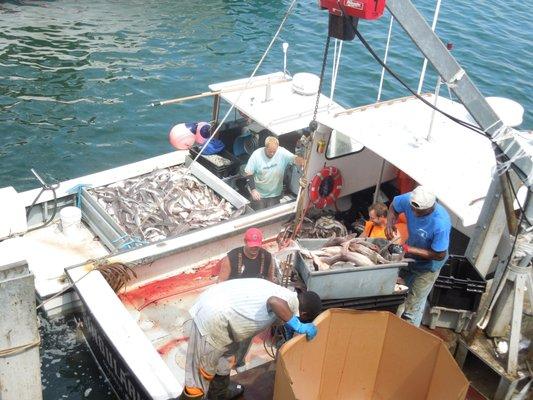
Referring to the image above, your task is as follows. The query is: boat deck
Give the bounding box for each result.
[118,260,276,386]
[0,220,108,315]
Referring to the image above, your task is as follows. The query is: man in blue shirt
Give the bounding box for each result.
[244,136,303,210]
[385,186,451,327]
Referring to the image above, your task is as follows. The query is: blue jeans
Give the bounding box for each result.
[400,265,441,327]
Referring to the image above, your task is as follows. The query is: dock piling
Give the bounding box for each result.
[0,260,43,400]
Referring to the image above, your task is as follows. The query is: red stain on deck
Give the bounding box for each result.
[119,260,221,310]
[157,336,189,356]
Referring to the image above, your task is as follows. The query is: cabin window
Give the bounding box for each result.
[326,129,365,159]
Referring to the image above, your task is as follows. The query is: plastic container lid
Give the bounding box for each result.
[292,72,320,96]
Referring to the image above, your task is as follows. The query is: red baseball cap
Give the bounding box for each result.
[244,228,263,247]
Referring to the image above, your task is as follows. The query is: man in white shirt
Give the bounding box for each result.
[178,278,322,400]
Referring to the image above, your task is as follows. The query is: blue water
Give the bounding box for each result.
[1,0,531,398]
[1,0,531,192]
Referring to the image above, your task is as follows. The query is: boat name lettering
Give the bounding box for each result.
[84,314,144,400]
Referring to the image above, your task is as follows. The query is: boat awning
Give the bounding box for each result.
[318,95,497,227]
[209,72,345,136]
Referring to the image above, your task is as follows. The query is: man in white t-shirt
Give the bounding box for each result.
[178,278,322,400]
[244,136,303,210]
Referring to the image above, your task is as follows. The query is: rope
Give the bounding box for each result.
[112,234,148,250]
[377,15,394,102]
[69,183,92,208]
[36,259,138,311]
[36,268,94,311]
[0,338,41,357]
[329,39,343,107]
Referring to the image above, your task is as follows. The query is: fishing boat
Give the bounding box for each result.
[0,0,531,399]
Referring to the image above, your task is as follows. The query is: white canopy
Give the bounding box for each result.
[209,72,345,136]
[318,95,497,227]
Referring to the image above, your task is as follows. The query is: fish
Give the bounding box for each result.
[347,243,388,264]
[90,166,245,245]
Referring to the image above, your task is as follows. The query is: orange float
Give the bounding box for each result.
[309,166,343,209]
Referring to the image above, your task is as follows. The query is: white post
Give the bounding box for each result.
[416,0,443,94]
[0,260,42,400]
[282,42,289,78]
[377,15,395,102]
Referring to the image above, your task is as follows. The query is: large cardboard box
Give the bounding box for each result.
[274,309,469,400]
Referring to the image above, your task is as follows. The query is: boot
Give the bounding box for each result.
[178,388,204,400]
[207,374,245,400]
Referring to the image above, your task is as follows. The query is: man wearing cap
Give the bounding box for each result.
[218,228,275,282]
[217,227,275,373]
[244,136,303,210]
[385,186,451,327]
[178,278,322,400]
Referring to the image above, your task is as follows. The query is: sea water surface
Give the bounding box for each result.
[0,0,531,398]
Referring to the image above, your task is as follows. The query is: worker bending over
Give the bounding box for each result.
[217,227,276,372]
[385,186,451,327]
[178,278,322,400]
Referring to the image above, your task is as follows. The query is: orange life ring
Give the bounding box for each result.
[309,166,343,209]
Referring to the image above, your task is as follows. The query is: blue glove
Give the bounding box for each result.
[285,315,318,340]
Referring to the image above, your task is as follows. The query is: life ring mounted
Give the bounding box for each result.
[309,166,343,209]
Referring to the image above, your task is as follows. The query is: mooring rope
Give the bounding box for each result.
[0,338,41,357]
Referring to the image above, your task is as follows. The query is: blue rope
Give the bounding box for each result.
[68,183,93,208]
[112,234,147,250]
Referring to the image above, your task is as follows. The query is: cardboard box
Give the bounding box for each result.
[274,309,469,400]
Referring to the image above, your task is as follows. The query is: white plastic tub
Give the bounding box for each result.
[60,206,82,236]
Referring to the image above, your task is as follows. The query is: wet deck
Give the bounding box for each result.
[118,260,276,385]
[115,248,496,399]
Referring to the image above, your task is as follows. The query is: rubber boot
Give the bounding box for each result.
[206,374,244,400]
[178,388,204,400]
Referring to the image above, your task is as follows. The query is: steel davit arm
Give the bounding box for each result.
[386,0,532,187]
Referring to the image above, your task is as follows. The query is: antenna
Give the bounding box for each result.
[282,42,289,78]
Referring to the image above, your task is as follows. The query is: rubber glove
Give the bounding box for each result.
[285,315,318,340]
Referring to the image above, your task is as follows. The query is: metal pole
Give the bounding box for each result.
[282,42,289,78]
[373,160,387,204]
[426,75,442,141]
[377,15,395,102]
[416,0,443,94]
[0,260,43,400]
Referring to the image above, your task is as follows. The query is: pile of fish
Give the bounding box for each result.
[301,236,403,271]
[90,166,245,243]
[285,215,348,239]
[201,153,232,167]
